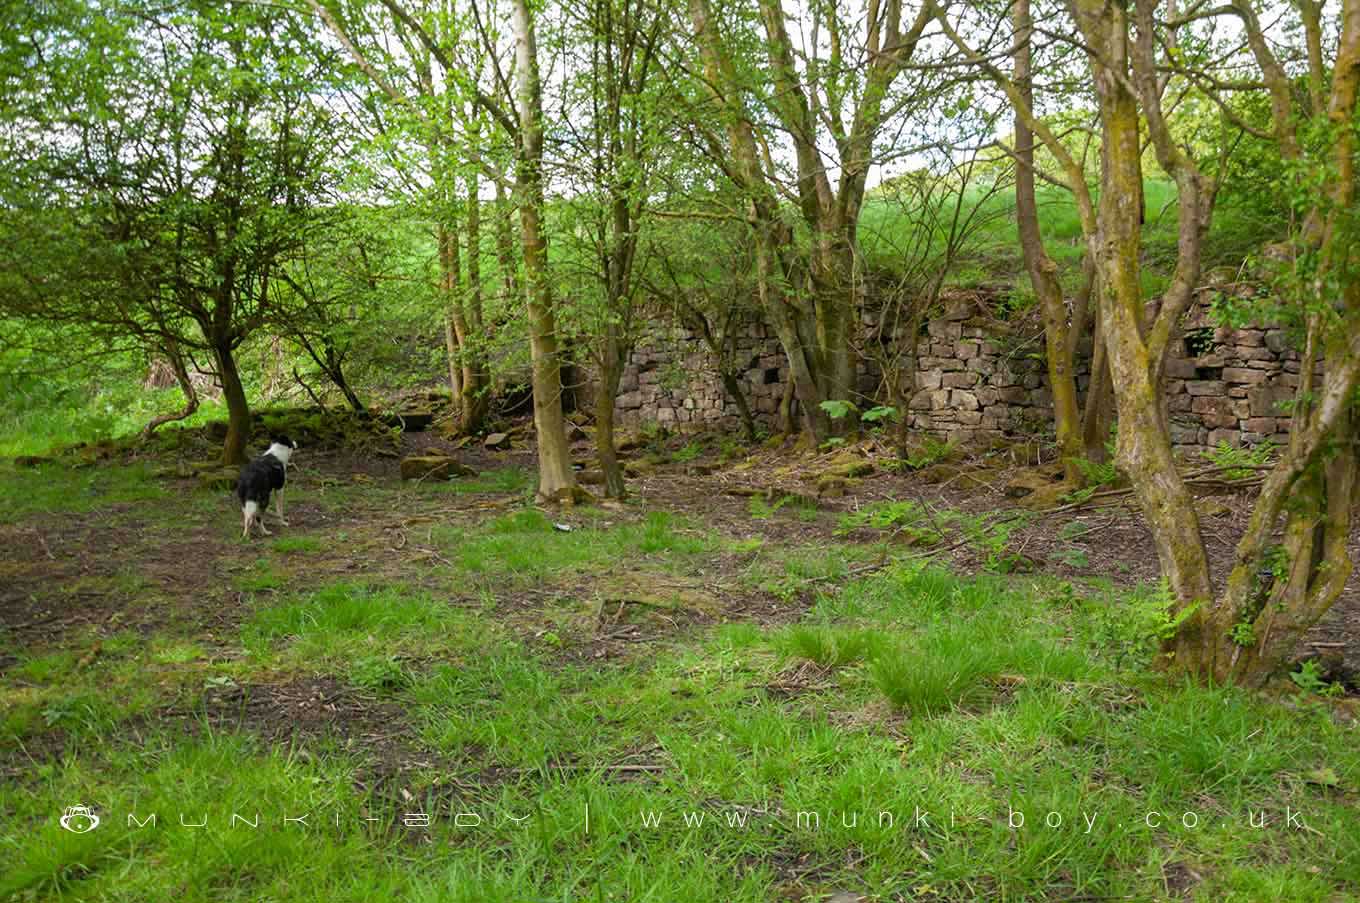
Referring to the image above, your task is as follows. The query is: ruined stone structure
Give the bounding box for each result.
[605,292,1301,454]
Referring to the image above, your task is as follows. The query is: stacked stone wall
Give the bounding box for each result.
[601,295,1301,453]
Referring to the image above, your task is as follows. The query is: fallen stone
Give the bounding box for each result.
[484,432,512,450]
[1016,481,1075,510]
[399,456,477,481]
[823,451,874,479]
[1004,468,1060,499]
[817,475,854,498]
[624,458,657,476]
[917,462,962,483]
[197,466,241,491]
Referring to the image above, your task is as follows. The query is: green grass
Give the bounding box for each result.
[0,364,231,459]
[777,625,889,669]
[269,535,324,554]
[242,581,474,664]
[0,461,168,523]
[2,481,1358,900]
[427,507,718,586]
[859,178,1236,308]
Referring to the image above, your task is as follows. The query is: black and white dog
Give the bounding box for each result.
[235,436,297,539]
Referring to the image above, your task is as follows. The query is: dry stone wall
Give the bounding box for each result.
[603,296,1301,454]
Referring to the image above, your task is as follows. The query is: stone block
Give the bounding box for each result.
[400,456,477,481]
[1164,358,1198,379]
[951,390,979,411]
[1222,367,1266,385]
[1248,385,1292,417]
[1264,330,1291,353]
[1244,417,1280,434]
[943,371,978,388]
[1170,421,1203,444]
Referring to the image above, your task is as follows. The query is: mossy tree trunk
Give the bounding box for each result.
[688,0,932,442]
[457,161,489,433]
[141,341,200,439]
[1072,0,1360,684]
[595,325,627,498]
[942,0,1360,683]
[512,0,576,501]
[438,223,466,412]
[1013,0,1084,484]
[214,337,251,466]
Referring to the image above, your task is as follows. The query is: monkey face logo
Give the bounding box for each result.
[59,805,100,833]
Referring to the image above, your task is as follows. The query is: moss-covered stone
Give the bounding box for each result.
[399,456,477,481]
[197,467,241,491]
[824,451,874,479]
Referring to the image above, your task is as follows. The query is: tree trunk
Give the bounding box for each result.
[720,371,758,441]
[512,0,576,500]
[444,315,462,404]
[1014,0,1083,483]
[778,370,797,436]
[438,224,465,415]
[1086,17,1214,639]
[1230,422,1357,683]
[810,238,859,420]
[595,327,627,498]
[461,170,489,432]
[141,344,200,439]
[755,225,826,438]
[1022,0,1082,484]
[215,340,251,466]
[494,180,519,305]
[689,0,830,440]
[325,344,366,413]
[1081,314,1115,461]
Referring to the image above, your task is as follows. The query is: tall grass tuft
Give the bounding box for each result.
[871,627,1005,716]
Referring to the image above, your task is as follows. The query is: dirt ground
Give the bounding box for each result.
[3,418,1357,787]
[628,435,1360,679]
